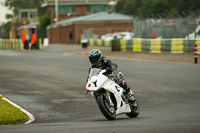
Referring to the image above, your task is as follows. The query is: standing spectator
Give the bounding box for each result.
[30,29,36,50]
[112,29,117,39]
[69,32,73,44]
[151,30,157,39]
[21,32,26,45]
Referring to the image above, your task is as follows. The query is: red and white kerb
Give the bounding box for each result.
[194,44,198,64]
[195,44,198,57]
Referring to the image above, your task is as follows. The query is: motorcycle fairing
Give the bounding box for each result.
[102,80,131,114]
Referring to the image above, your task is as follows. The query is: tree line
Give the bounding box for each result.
[116,0,200,18]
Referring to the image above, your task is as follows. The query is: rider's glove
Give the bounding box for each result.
[103,67,111,75]
[105,67,111,72]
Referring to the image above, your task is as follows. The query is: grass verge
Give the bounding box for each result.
[0,96,29,125]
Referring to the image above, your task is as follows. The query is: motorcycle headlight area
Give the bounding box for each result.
[91,76,98,82]
[86,82,96,91]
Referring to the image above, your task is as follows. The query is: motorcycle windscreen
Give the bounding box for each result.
[88,68,101,80]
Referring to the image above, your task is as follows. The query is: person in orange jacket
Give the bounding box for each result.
[29,30,36,50]
[21,33,26,44]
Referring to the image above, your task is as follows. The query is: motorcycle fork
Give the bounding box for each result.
[94,90,117,109]
[105,90,116,109]
[105,90,110,96]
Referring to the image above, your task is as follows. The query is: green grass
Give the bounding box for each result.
[0,96,29,125]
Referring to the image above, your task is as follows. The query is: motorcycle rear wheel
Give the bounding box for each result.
[126,100,139,118]
[97,94,116,120]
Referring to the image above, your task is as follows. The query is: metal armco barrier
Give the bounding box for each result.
[88,38,200,54]
[0,39,24,50]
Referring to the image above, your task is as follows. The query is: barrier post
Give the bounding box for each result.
[17,39,20,50]
[6,39,9,49]
[20,39,24,50]
[120,39,126,52]
[89,38,93,46]
[39,38,42,49]
[8,39,12,49]
[0,39,2,49]
[97,39,102,46]
[194,44,198,64]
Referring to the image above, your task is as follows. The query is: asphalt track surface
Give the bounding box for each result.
[0,46,200,133]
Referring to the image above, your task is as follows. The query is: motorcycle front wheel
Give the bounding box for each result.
[97,93,116,120]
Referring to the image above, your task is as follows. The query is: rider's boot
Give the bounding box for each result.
[125,87,136,103]
[120,79,136,103]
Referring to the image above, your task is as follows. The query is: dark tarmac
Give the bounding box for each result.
[0,45,200,133]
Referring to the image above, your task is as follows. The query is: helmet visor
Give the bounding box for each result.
[89,54,101,64]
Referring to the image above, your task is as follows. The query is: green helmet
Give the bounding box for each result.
[89,49,102,65]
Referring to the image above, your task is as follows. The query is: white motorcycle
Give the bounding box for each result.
[86,68,139,120]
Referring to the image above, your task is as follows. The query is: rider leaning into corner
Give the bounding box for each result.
[88,49,135,103]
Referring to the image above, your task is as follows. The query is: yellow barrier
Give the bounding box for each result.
[89,38,198,54]
[0,39,24,50]
[20,40,24,50]
[17,39,20,50]
[150,39,161,53]
[39,38,42,49]
[120,39,126,52]
[104,40,110,47]
[8,40,11,49]
[0,39,2,49]
[171,38,184,54]
[97,39,102,46]
[133,38,142,52]
[89,38,93,46]
[5,40,8,49]
[195,38,200,54]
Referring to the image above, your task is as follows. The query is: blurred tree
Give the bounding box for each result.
[5,14,13,19]
[3,0,50,39]
[5,0,44,15]
[2,0,44,34]
[0,21,11,38]
[38,11,50,38]
[116,0,200,17]
[39,11,50,30]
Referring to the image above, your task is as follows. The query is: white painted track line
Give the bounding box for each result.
[0,95,35,124]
